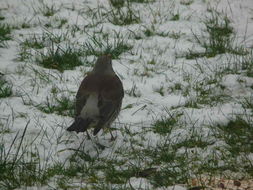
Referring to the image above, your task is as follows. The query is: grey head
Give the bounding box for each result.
[92,55,114,75]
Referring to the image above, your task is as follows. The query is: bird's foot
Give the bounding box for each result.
[110,132,117,141]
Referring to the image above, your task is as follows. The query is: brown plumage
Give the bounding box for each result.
[67,55,124,136]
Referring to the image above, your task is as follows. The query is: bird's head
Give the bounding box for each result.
[93,54,114,75]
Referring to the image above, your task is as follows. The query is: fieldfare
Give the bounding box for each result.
[67,55,124,137]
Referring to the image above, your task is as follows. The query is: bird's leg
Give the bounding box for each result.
[109,130,117,141]
[86,131,91,140]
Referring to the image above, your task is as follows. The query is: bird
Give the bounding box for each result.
[67,54,124,138]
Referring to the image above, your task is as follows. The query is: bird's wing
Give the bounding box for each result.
[93,75,124,135]
[75,74,99,117]
[75,94,88,117]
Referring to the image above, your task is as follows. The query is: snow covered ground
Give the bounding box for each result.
[0,0,253,189]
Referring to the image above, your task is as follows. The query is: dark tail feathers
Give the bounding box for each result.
[67,118,92,133]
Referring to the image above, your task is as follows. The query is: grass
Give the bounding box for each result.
[241,96,253,112]
[171,13,180,21]
[181,71,231,107]
[135,25,182,39]
[241,51,253,77]
[143,28,155,37]
[16,46,33,62]
[0,121,76,190]
[125,83,141,97]
[203,11,233,55]
[129,0,155,3]
[36,95,75,117]
[55,18,68,29]
[37,2,59,17]
[142,25,173,38]
[0,122,41,190]
[139,142,189,187]
[180,0,194,5]
[109,0,125,8]
[168,31,182,39]
[0,121,11,134]
[1,112,253,189]
[214,117,253,155]
[147,116,253,186]
[17,32,67,62]
[20,22,31,29]
[186,10,248,59]
[154,86,164,96]
[194,87,230,107]
[0,24,12,47]
[173,134,214,149]
[35,44,84,72]
[0,13,4,21]
[194,86,229,106]
[83,32,132,59]
[107,1,141,26]
[20,36,45,50]
[19,30,132,69]
[150,164,188,188]
[0,78,12,98]
[153,112,182,135]
[168,83,183,95]
[20,32,65,49]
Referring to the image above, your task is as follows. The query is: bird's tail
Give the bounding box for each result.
[67,117,92,133]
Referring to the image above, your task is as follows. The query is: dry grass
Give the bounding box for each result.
[189,176,253,190]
